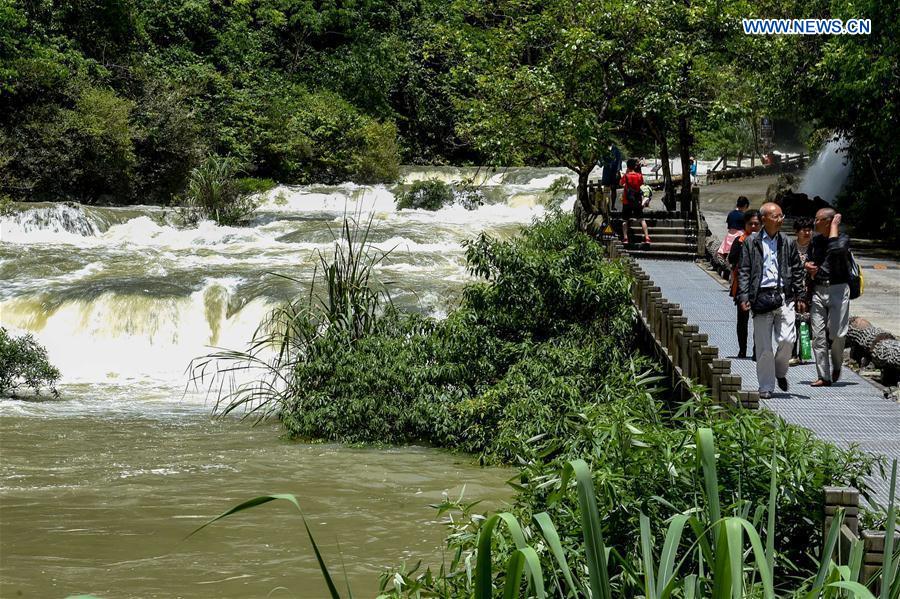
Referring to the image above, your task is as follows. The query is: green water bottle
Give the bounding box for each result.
[799,321,812,361]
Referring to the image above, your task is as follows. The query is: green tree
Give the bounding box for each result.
[453,0,634,222]
[0,327,60,397]
[798,0,899,244]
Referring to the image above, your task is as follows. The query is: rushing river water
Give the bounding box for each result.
[0,166,575,598]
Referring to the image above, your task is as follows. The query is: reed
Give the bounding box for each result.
[189,207,392,422]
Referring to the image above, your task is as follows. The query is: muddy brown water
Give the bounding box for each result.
[0,409,510,598]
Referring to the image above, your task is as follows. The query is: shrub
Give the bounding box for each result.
[3,86,137,203]
[351,120,400,184]
[182,155,258,226]
[235,177,277,196]
[454,179,485,210]
[0,193,15,216]
[256,88,400,185]
[395,178,455,210]
[0,327,60,396]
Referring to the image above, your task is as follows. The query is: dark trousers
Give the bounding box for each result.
[737,305,750,357]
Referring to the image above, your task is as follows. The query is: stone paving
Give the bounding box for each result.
[639,258,900,508]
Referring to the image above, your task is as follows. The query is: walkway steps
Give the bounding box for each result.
[626,249,697,261]
[613,211,700,261]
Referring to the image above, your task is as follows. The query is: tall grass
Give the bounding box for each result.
[189,209,392,422]
[182,154,258,226]
[190,431,899,599]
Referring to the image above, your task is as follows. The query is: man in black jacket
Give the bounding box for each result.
[737,202,807,399]
[805,208,851,387]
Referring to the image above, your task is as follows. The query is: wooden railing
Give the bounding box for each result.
[825,486,899,591]
[706,153,808,184]
[604,236,757,408]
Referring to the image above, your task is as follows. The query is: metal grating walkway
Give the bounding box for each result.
[639,258,900,507]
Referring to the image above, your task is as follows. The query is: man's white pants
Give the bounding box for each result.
[753,302,796,393]
[811,283,850,382]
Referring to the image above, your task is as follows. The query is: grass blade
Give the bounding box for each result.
[830,581,879,599]
[736,518,776,599]
[565,459,612,599]
[475,514,501,599]
[698,428,722,545]
[766,446,778,581]
[813,507,846,594]
[533,512,580,596]
[881,459,897,599]
[640,513,658,599]
[502,550,527,599]
[187,494,342,599]
[657,514,689,599]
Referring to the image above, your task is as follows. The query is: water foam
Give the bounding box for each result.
[2,204,101,243]
[0,280,272,385]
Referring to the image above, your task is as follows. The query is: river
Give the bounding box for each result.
[0,166,575,598]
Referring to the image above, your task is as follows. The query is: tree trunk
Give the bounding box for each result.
[737,151,742,168]
[659,135,676,211]
[649,115,676,211]
[678,113,692,214]
[574,168,593,231]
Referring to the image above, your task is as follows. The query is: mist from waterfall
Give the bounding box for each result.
[798,136,852,204]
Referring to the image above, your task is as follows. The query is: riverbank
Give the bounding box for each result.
[1,168,559,597]
[0,171,884,596]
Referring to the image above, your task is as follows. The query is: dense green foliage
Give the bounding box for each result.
[395,179,455,211]
[180,154,258,226]
[0,0,444,204]
[377,437,897,598]
[0,327,60,396]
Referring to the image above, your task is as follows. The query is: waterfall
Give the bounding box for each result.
[1,203,101,239]
[798,137,851,204]
[1,168,575,388]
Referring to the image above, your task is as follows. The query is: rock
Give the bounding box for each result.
[872,339,900,386]
[847,319,894,368]
[705,237,730,277]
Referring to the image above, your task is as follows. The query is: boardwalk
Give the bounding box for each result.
[638,258,900,507]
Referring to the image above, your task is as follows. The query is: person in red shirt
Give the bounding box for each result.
[620,158,650,245]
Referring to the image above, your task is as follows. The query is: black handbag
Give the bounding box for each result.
[751,287,783,314]
[751,243,784,314]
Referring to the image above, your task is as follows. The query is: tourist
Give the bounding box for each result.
[718,196,751,256]
[690,157,698,185]
[737,202,806,399]
[600,144,623,213]
[728,209,761,359]
[620,158,650,246]
[790,217,814,365]
[806,209,851,387]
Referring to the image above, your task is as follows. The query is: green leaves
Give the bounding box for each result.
[0,327,60,397]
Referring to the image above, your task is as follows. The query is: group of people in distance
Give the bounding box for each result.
[720,198,853,399]
[598,148,651,246]
[597,149,701,247]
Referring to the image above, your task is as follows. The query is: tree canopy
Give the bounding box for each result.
[0,0,895,240]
